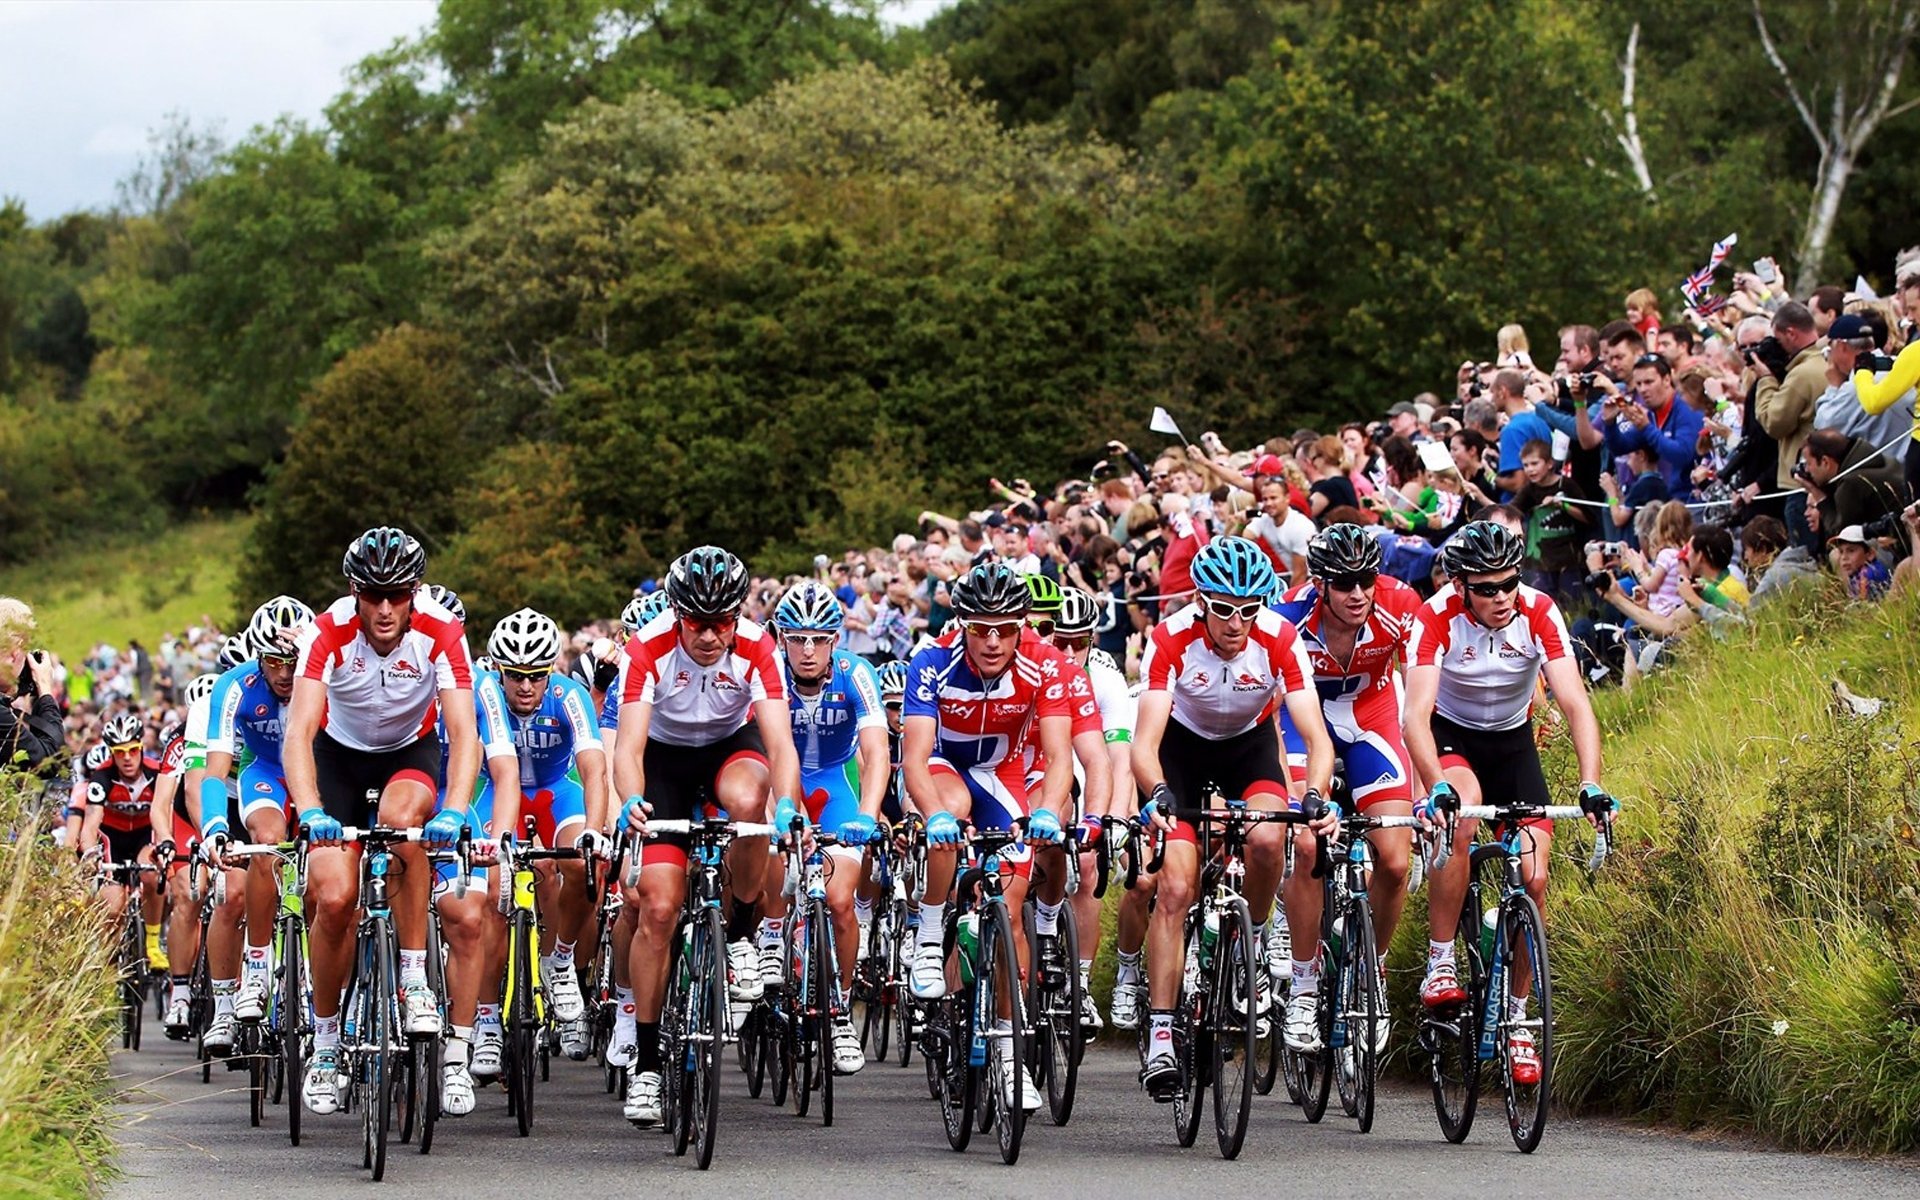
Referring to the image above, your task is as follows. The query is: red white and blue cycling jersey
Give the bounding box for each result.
[903,627,1071,831]
[1272,577,1422,807]
[617,612,785,747]
[1139,602,1314,738]
[297,589,474,752]
[1408,582,1573,733]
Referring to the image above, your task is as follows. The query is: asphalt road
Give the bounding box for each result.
[111,1029,1916,1199]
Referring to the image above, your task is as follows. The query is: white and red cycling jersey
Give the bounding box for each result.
[1022,651,1102,784]
[1140,602,1314,738]
[1275,576,1422,710]
[297,590,474,752]
[618,613,785,748]
[1408,582,1573,733]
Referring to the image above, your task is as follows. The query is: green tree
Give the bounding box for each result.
[236,325,474,608]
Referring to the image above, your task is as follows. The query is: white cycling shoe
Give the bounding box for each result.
[401,982,442,1037]
[625,1070,663,1126]
[304,1047,343,1115]
[728,940,765,1001]
[908,942,948,1000]
[546,964,586,1023]
[472,1030,504,1079]
[233,975,269,1023]
[832,1017,865,1075]
[442,1061,477,1116]
[1109,979,1143,1031]
[203,1011,237,1056]
[559,1016,592,1061]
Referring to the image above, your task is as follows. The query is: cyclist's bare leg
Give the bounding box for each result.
[537,818,592,955]
[915,772,971,908]
[715,759,772,909]
[1145,839,1197,1009]
[612,896,636,991]
[138,844,164,931]
[1423,766,1484,944]
[827,854,860,994]
[165,867,199,977]
[629,862,683,1023]
[243,808,288,958]
[305,845,363,1023]
[1364,800,1415,949]
[376,777,435,953]
[209,866,247,978]
[998,870,1031,1020]
[1279,825,1323,957]
[1244,792,1291,927]
[437,882,492,1030]
[1510,824,1552,1001]
[1071,848,1102,970]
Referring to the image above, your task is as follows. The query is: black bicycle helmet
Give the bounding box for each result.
[665,546,750,619]
[948,562,1031,619]
[343,526,426,589]
[1442,520,1526,577]
[1307,523,1383,579]
[1055,588,1100,636]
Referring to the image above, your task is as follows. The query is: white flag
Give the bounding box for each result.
[1853,274,1879,301]
[1149,406,1186,440]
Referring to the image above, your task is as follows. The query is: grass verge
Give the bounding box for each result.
[0,772,118,1196]
[0,514,252,665]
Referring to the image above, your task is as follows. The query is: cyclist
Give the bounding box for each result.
[79,711,169,970]
[1404,520,1612,1086]
[901,561,1075,1114]
[1051,586,1135,1032]
[1273,524,1423,1051]
[485,609,610,1053]
[64,742,112,856]
[283,527,481,1116]
[1132,536,1337,1092]
[197,596,314,1044]
[766,580,889,1076]
[1020,577,1115,1034]
[152,678,216,1041]
[612,546,803,1126]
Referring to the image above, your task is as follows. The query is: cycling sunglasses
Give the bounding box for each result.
[1051,633,1092,652]
[499,666,550,683]
[781,632,836,649]
[109,742,143,755]
[1322,572,1379,593]
[961,620,1023,641]
[1026,617,1056,636]
[680,615,738,635]
[353,585,415,605]
[1462,575,1522,598]
[1202,597,1264,623]
[258,652,298,668]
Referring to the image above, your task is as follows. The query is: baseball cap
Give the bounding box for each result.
[1827,314,1875,344]
[1386,401,1418,417]
[1831,524,1872,546]
[1251,453,1288,477]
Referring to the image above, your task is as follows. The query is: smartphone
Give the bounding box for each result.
[1753,257,1780,285]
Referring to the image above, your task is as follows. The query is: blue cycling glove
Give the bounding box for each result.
[299,808,343,846]
[774,795,807,834]
[926,811,963,846]
[1026,808,1063,844]
[622,795,651,834]
[423,808,466,850]
[839,813,877,846]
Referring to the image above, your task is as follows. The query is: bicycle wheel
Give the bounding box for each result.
[859,903,890,1062]
[417,916,444,1154]
[1211,897,1256,1159]
[690,905,726,1171]
[937,998,975,1152]
[1172,925,1205,1148]
[192,932,213,1081]
[982,902,1026,1165]
[1499,894,1552,1153]
[1345,900,1382,1134]
[791,907,814,1119]
[280,918,307,1147]
[1038,903,1081,1126]
[810,897,836,1127]
[244,1022,265,1127]
[1253,932,1282,1098]
[506,911,538,1137]
[1287,934,1334,1124]
[663,916,694,1157]
[363,918,396,1182]
[742,1003,767,1099]
[892,898,914,1068]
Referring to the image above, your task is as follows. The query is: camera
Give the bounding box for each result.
[1583,570,1616,594]
[1860,510,1906,540]
[1790,460,1811,482]
[1864,350,1897,375]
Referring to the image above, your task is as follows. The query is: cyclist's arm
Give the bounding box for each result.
[613,696,652,805]
[1128,691,1173,795]
[485,751,522,840]
[1541,656,1603,787]
[1035,712,1074,819]
[1401,661,1445,795]
[150,773,178,844]
[78,790,103,857]
[1105,740,1134,818]
[575,747,609,835]
[1072,726,1112,819]
[439,685,479,814]
[1278,688,1335,798]
[283,676,326,819]
[901,715,943,819]
[753,697,804,805]
[855,723,889,819]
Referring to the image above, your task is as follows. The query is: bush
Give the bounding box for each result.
[0,772,117,1196]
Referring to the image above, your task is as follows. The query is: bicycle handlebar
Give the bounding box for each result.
[1446,804,1614,873]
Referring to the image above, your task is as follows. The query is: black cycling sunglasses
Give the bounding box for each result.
[1462,575,1522,598]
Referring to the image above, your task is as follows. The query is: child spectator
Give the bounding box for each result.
[1831,525,1892,600]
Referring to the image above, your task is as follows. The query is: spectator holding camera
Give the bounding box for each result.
[1797,427,1911,550]
[1595,352,1706,503]
[1,597,65,771]
[1813,313,1913,460]
[1753,301,1827,540]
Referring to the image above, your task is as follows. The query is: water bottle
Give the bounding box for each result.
[1199,910,1220,975]
[956,912,979,987]
[1478,906,1498,967]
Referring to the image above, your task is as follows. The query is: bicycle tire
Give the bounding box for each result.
[1211,897,1256,1159]
[1038,902,1081,1126]
[1347,899,1382,1134]
[418,913,445,1154]
[983,901,1026,1165]
[664,915,694,1157]
[791,906,815,1119]
[121,909,144,1051]
[1172,922,1204,1149]
[1253,935,1282,1098]
[1288,932,1334,1124]
[506,910,538,1137]
[938,997,975,1152]
[192,930,213,1081]
[245,1022,265,1128]
[690,905,726,1170]
[742,1004,767,1098]
[280,918,306,1146]
[892,899,914,1069]
[811,896,836,1127]
[1500,893,1552,1154]
[365,916,396,1182]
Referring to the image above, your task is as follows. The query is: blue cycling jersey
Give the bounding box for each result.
[206,659,288,765]
[493,672,603,789]
[785,651,885,772]
[439,671,514,788]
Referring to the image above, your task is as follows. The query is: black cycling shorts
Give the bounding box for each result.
[103,823,152,867]
[1157,718,1291,843]
[313,731,442,825]
[640,723,768,859]
[1429,713,1551,812]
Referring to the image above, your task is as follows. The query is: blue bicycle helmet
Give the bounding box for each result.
[1188,536,1277,599]
[773,580,844,633]
[877,659,909,701]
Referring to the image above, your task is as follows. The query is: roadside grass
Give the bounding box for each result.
[0,515,252,664]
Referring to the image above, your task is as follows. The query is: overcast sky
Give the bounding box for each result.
[0,0,949,222]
